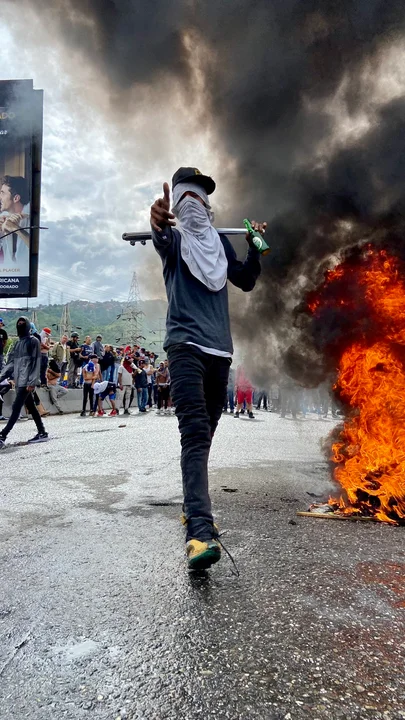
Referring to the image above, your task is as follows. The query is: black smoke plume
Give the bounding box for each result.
[30,0,405,383]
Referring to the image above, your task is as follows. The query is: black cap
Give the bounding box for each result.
[172,167,216,195]
[71,331,79,337]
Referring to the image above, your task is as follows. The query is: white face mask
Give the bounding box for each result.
[174,196,214,237]
[171,182,228,292]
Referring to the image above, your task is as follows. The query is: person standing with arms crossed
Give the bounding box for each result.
[150,167,266,570]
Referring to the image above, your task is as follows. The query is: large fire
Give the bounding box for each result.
[307,245,405,524]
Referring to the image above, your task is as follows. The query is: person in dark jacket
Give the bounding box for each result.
[100,345,115,382]
[150,167,266,570]
[0,316,48,448]
[92,335,104,360]
[134,360,148,413]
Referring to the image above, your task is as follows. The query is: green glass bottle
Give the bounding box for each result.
[243,218,270,256]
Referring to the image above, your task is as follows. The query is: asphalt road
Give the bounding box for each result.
[1,409,405,720]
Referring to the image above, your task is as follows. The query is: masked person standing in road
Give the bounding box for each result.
[0,316,48,449]
[150,167,266,570]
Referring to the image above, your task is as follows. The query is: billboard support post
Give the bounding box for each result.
[30,89,43,299]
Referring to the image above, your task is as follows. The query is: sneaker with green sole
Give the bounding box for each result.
[186,538,221,570]
[181,513,239,575]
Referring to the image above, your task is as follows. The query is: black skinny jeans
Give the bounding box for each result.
[82,382,94,413]
[256,391,268,409]
[40,354,48,385]
[168,344,231,541]
[0,387,45,439]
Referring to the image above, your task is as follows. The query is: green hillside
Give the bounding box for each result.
[1,299,168,352]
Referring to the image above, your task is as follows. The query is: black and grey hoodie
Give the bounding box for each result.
[0,316,41,388]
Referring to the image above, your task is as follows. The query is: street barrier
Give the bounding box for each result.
[2,388,138,417]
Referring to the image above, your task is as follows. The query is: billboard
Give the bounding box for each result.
[0,80,43,298]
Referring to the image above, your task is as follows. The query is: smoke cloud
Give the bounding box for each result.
[21,0,405,382]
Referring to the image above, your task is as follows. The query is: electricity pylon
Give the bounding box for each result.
[60,303,72,337]
[116,271,144,345]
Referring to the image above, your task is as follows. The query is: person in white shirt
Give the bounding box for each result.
[93,380,118,417]
[118,355,135,415]
[143,358,155,408]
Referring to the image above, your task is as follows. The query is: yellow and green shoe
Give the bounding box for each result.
[186,538,221,570]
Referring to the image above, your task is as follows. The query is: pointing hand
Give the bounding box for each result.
[150,182,176,233]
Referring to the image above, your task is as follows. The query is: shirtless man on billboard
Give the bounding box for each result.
[0,175,30,269]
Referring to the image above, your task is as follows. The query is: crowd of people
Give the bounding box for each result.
[223,367,338,419]
[0,319,339,422]
[0,322,174,419]
[65,334,174,417]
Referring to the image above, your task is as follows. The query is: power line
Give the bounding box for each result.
[39,271,102,295]
[40,269,101,291]
[38,284,84,305]
[40,269,126,298]
[38,272,127,302]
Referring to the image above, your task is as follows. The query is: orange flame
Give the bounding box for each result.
[309,247,405,524]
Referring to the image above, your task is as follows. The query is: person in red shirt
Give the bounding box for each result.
[234,364,254,419]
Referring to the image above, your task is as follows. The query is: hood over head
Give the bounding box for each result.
[16,316,31,338]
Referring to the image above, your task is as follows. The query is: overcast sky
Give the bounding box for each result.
[0,3,229,310]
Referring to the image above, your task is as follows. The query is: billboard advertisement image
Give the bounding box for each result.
[0,80,43,298]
